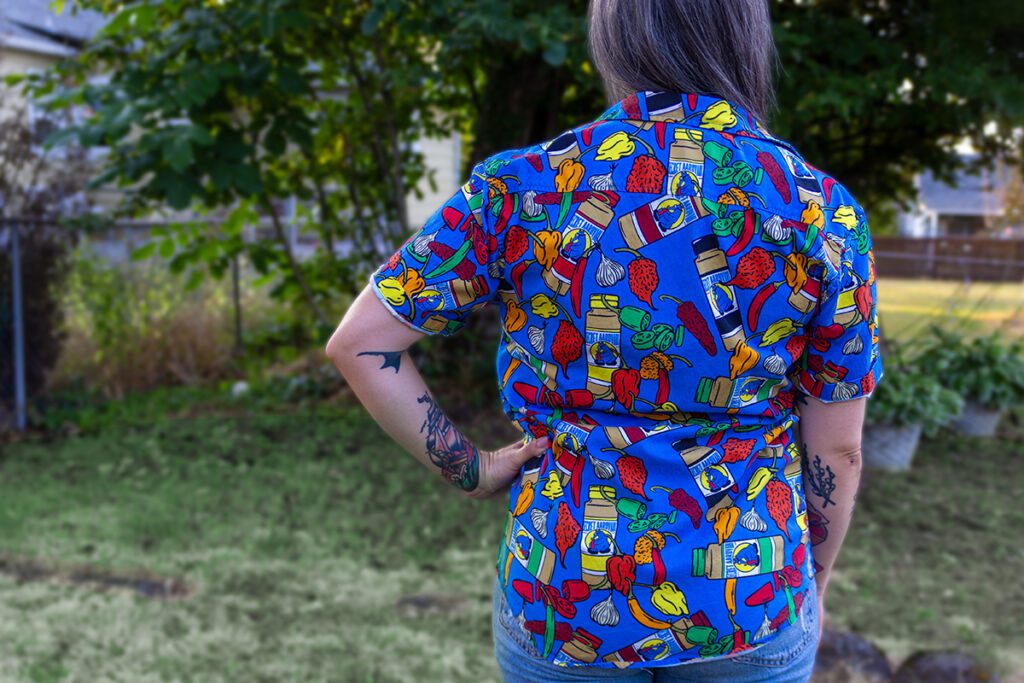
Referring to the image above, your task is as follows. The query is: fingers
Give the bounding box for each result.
[514,436,549,462]
[523,436,549,453]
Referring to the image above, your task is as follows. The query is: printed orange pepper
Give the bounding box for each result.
[555,158,586,193]
[533,230,561,270]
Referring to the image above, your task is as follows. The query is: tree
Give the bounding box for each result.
[23,0,1024,330]
[22,0,452,329]
[771,0,1024,216]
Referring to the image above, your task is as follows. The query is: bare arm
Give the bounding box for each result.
[325,284,548,501]
[795,393,867,607]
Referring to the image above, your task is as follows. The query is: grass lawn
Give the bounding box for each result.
[1,388,1022,682]
[877,277,1024,342]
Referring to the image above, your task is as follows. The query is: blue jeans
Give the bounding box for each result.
[492,575,820,683]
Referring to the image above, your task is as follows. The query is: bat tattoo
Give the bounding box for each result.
[357,350,403,373]
[417,393,480,492]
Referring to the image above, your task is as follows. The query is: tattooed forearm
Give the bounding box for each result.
[417,392,480,492]
[807,453,837,507]
[356,350,404,373]
[800,436,861,581]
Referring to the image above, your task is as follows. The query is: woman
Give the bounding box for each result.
[327,0,884,681]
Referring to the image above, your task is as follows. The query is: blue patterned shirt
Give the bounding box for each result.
[371,90,883,669]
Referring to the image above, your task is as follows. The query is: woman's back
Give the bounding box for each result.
[369,89,883,668]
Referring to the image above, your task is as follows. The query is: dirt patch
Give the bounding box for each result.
[0,552,192,599]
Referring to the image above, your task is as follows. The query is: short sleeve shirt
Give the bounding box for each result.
[370,90,884,669]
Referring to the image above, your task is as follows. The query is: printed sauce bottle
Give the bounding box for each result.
[585,294,622,398]
[580,485,618,588]
[692,536,786,579]
[691,234,744,351]
[543,192,619,295]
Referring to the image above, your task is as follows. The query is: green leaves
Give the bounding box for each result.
[162,134,193,173]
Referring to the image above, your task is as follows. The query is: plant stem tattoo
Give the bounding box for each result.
[357,350,403,373]
[417,392,480,492]
[807,453,837,508]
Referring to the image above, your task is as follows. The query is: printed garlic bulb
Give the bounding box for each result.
[762,214,790,242]
[762,353,787,376]
[740,507,768,533]
[595,251,626,287]
[410,232,435,258]
[589,170,616,192]
[527,325,545,354]
[530,507,549,538]
[591,592,620,627]
[522,190,542,218]
[843,334,863,355]
[588,451,616,480]
[833,381,859,401]
[488,260,504,279]
[754,612,775,642]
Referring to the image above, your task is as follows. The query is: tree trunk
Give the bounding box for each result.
[470,52,568,168]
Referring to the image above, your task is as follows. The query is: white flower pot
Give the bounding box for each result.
[862,421,923,471]
[951,399,1004,437]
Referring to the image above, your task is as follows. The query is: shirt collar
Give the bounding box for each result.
[598,90,778,142]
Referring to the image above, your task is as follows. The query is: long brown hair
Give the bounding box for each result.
[588,0,779,123]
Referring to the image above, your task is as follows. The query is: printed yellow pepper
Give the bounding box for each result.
[762,318,798,345]
[595,131,635,161]
[701,100,738,131]
[833,205,858,230]
[651,581,689,617]
[530,293,559,319]
[627,593,674,629]
[376,277,407,306]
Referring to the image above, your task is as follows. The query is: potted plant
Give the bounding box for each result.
[862,359,964,471]
[915,324,1024,437]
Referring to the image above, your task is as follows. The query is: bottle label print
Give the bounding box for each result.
[619,132,708,250]
[668,129,706,181]
[552,628,603,666]
[580,485,618,587]
[505,516,556,584]
[619,196,707,251]
[586,294,622,396]
[692,535,786,579]
[414,275,490,313]
[779,147,823,205]
[692,234,743,350]
[544,193,619,294]
[645,91,685,121]
[783,458,808,534]
[675,441,736,510]
[834,279,861,327]
[602,611,717,668]
[695,375,784,409]
[787,262,823,314]
[544,129,581,170]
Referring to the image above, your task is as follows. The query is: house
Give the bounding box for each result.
[896,156,1019,238]
[1,0,464,248]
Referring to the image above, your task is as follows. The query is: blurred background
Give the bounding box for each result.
[0,1,1022,681]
